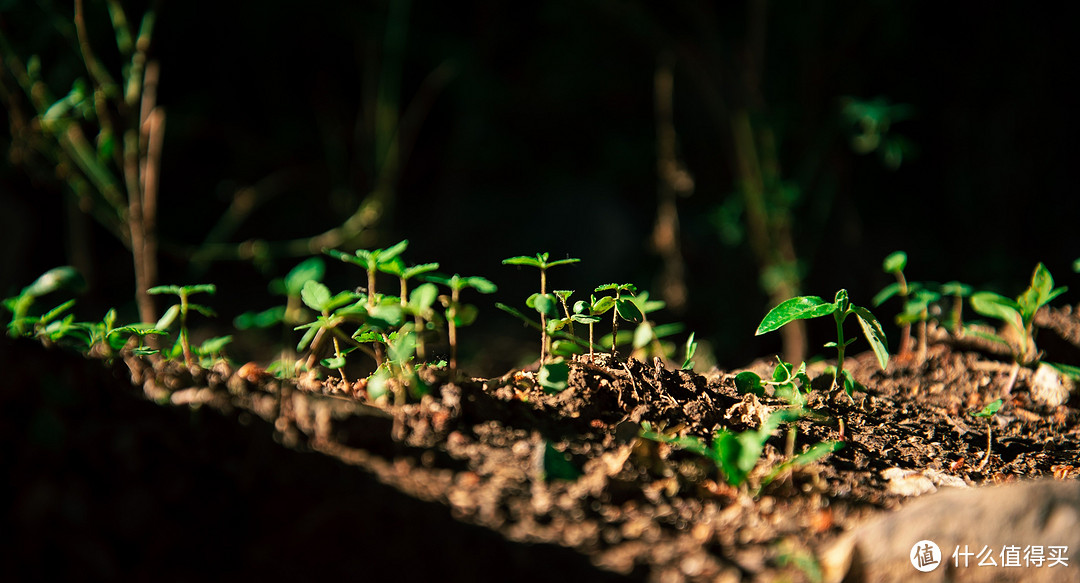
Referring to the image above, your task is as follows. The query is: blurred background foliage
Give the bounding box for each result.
[2,0,1076,373]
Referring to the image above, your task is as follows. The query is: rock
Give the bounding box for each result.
[821,479,1080,583]
[1030,363,1074,407]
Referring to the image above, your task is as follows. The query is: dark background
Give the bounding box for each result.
[2,1,1077,373]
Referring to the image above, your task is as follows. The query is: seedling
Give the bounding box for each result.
[379,257,440,359]
[619,290,683,363]
[969,398,1002,472]
[735,359,812,407]
[3,266,85,338]
[148,284,217,369]
[235,257,325,331]
[502,253,580,363]
[427,273,497,373]
[78,308,166,358]
[294,280,367,379]
[873,251,914,360]
[969,263,1066,366]
[939,281,973,335]
[682,332,697,371]
[326,240,409,363]
[571,293,616,362]
[640,408,841,491]
[757,289,889,399]
[594,283,644,359]
[366,324,428,404]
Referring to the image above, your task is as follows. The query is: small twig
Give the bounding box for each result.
[977,424,993,472]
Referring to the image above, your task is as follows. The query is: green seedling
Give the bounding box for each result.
[940,281,973,335]
[3,266,86,338]
[968,263,1074,395]
[571,293,616,362]
[366,324,428,404]
[235,257,325,331]
[641,408,841,490]
[541,440,582,482]
[78,308,166,357]
[594,283,644,359]
[427,274,497,373]
[614,290,684,363]
[502,253,580,363]
[294,280,367,380]
[148,284,217,369]
[897,287,941,364]
[379,257,440,359]
[735,359,812,407]
[757,289,889,399]
[969,263,1066,367]
[326,240,409,362]
[873,251,914,359]
[682,332,698,371]
[969,398,1002,472]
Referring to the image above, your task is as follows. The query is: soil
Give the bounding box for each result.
[4,307,1080,582]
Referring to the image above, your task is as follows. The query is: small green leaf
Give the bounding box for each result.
[632,321,653,349]
[156,304,180,330]
[23,266,85,298]
[452,304,479,327]
[462,276,498,294]
[284,258,325,296]
[529,293,560,318]
[756,296,835,335]
[147,285,181,295]
[615,298,644,323]
[539,358,570,393]
[872,281,903,307]
[882,251,907,273]
[970,398,1003,418]
[970,291,1024,334]
[852,305,890,370]
[682,332,697,371]
[734,371,765,396]
[409,283,439,311]
[502,255,544,268]
[592,296,615,314]
[300,280,332,312]
[379,240,409,263]
[196,335,232,355]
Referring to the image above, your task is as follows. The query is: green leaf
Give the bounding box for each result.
[970,292,1024,334]
[734,371,765,396]
[452,304,479,327]
[872,281,903,307]
[147,285,180,295]
[23,266,85,298]
[852,306,890,370]
[650,322,684,339]
[528,293,560,318]
[187,304,217,318]
[234,306,287,329]
[196,335,232,355]
[551,339,584,357]
[571,314,602,324]
[379,240,409,264]
[971,398,1003,418]
[762,441,844,486]
[615,298,644,323]
[185,284,217,296]
[502,255,544,268]
[300,280,332,312]
[387,331,416,364]
[409,283,439,311]
[367,304,404,330]
[539,359,570,393]
[755,296,835,335]
[156,304,180,330]
[1045,361,1080,380]
[324,247,367,268]
[542,440,582,482]
[940,281,972,297]
[545,257,581,268]
[592,296,616,314]
[681,332,697,371]
[882,251,907,273]
[462,276,497,294]
[284,258,325,296]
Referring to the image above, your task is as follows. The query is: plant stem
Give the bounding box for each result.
[539,269,548,364]
[332,336,347,383]
[588,322,595,363]
[448,287,459,373]
[611,290,620,359]
[179,291,193,368]
[977,424,992,472]
[832,310,845,392]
